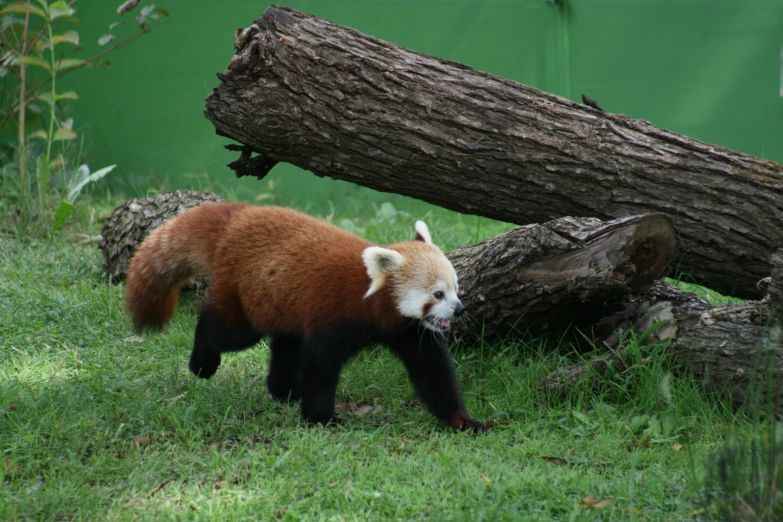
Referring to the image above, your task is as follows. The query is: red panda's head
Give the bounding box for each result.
[362,221,464,332]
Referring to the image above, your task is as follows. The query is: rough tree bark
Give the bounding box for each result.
[540,278,783,412]
[448,213,678,340]
[204,5,783,299]
[770,249,783,317]
[98,192,677,340]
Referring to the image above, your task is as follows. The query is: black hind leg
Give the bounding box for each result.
[267,334,303,402]
[189,308,262,379]
[298,335,360,425]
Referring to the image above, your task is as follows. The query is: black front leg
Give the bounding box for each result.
[392,329,485,432]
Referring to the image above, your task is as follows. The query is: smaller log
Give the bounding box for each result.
[673,300,780,411]
[538,281,710,394]
[449,213,678,340]
[541,277,783,412]
[99,190,224,285]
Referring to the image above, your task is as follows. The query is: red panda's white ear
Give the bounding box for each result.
[362,246,404,298]
[414,221,432,244]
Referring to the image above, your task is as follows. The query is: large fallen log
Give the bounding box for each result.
[204,5,783,299]
[98,193,677,340]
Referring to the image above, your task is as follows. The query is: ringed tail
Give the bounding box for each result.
[124,202,245,331]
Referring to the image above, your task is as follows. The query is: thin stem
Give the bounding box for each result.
[8,14,20,45]
[0,24,17,54]
[41,10,57,211]
[46,19,57,162]
[25,19,48,55]
[17,8,30,207]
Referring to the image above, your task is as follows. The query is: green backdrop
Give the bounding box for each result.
[62,0,783,210]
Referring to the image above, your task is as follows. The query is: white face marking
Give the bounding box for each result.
[396,278,463,333]
[377,227,464,332]
[398,289,431,319]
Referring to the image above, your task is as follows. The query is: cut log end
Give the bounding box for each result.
[623,215,679,287]
[451,213,679,340]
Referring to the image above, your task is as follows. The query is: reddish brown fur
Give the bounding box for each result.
[125,202,485,432]
[126,203,246,330]
[126,202,429,335]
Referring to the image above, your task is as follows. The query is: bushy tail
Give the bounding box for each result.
[125,202,245,331]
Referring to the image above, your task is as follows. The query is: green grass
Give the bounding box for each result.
[0,196,774,521]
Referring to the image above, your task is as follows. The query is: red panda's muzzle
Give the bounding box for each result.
[423,315,454,332]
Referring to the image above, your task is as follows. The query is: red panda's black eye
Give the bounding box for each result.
[433,291,445,300]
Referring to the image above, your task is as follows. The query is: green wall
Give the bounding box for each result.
[569,1,783,161]
[62,0,783,210]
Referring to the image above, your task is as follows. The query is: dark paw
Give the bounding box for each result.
[460,418,488,434]
[189,350,220,379]
[305,416,345,429]
[443,412,488,434]
[302,407,338,427]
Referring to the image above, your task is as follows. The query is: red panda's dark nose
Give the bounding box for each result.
[453,302,465,317]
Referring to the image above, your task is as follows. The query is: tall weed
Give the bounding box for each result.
[0,0,167,234]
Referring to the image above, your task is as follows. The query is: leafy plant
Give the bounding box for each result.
[0,0,168,232]
[51,163,115,229]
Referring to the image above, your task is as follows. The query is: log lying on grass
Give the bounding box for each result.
[101,190,780,409]
[538,281,709,395]
[673,300,780,410]
[98,192,678,340]
[540,279,783,412]
[99,190,224,285]
[204,5,783,299]
[448,213,678,340]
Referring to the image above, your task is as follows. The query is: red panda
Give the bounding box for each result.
[125,202,485,432]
